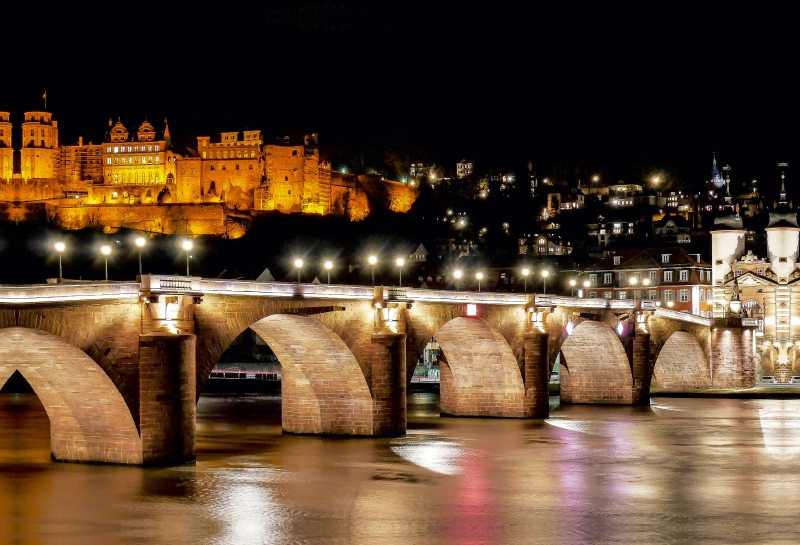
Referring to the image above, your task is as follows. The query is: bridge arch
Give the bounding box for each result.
[559,321,632,403]
[652,331,710,390]
[0,327,141,464]
[433,317,527,417]
[248,315,374,435]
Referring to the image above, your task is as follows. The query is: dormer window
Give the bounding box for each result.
[662,254,670,263]
[613,256,621,265]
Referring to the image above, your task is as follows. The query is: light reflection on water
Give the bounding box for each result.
[3,393,800,543]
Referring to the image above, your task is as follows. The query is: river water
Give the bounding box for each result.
[2,392,800,544]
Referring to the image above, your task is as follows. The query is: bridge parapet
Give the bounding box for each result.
[0,281,140,304]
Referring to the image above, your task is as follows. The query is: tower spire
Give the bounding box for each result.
[779,162,789,203]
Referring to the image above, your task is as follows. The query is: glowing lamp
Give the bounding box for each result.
[54,241,66,252]
[616,322,624,335]
[135,236,146,248]
[729,298,742,316]
[466,304,478,317]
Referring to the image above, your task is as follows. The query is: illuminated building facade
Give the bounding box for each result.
[20,111,59,180]
[104,119,169,186]
[0,112,11,180]
[583,247,712,315]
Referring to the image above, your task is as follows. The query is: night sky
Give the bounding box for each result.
[4,3,798,195]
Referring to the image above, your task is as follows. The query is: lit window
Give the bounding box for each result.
[604,291,612,299]
[155,145,160,151]
[589,274,597,285]
[113,146,119,153]
[619,291,627,300]
[700,290,705,302]
[107,146,112,153]
[155,156,159,164]
[106,158,111,165]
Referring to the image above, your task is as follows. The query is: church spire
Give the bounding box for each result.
[779,162,788,203]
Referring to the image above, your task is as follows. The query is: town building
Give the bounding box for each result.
[583,246,712,316]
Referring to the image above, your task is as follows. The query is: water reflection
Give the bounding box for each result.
[390,431,466,475]
[4,393,800,543]
[758,400,800,459]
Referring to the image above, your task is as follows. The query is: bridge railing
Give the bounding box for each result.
[654,308,712,326]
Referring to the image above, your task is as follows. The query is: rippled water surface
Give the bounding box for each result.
[3,392,800,544]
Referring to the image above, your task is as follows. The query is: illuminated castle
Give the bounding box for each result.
[0,110,418,235]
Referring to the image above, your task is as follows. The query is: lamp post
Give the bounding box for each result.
[182,239,193,276]
[541,270,549,294]
[368,255,378,286]
[324,260,333,284]
[54,241,65,280]
[135,236,146,275]
[454,269,463,290]
[395,257,405,287]
[476,272,484,292]
[100,245,111,281]
[569,279,576,296]
[521,267,530,293]
[294,258,303,283]
[583,280,590,298]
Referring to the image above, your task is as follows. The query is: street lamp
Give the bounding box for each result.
[182,239,193,276]
[476,272,484,292]
[368,255,378,286]
[294,258,303,283]
[100,245,111,281]
[324,260,333,284]
[521,267,530,293]
[395,257,405,287]
[583,280,590,298]
[541,269,550,294]
[54,241,65,280]
[454,269,463,290]
[135,236,146,275]
[569,279,576,296]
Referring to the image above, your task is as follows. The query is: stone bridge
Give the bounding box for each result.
[0,276,757,465]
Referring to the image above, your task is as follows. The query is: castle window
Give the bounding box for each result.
[107,158,111,165]
[148,146,153,152]
[202,152,207,158]
[285,176,288,181]
[30,130,34,136]
[249,164,254,170]
[155,156,159,164]
[181,169,185,175]
[222,165,226,171]
[114,146,119,153]
[235,164,240,170]
[292,150,298,156]
[210,166,215,171]
[250,151,255,158]
[155,145,159,151]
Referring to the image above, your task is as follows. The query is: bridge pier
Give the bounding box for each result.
[370,332,407,436]
[523,331,550,418]
[632,333,651,405]
[139,333,196,464]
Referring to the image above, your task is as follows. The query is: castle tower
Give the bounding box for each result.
[765,168,798,283]
[20,111,59,180]
[0,112,11,180]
